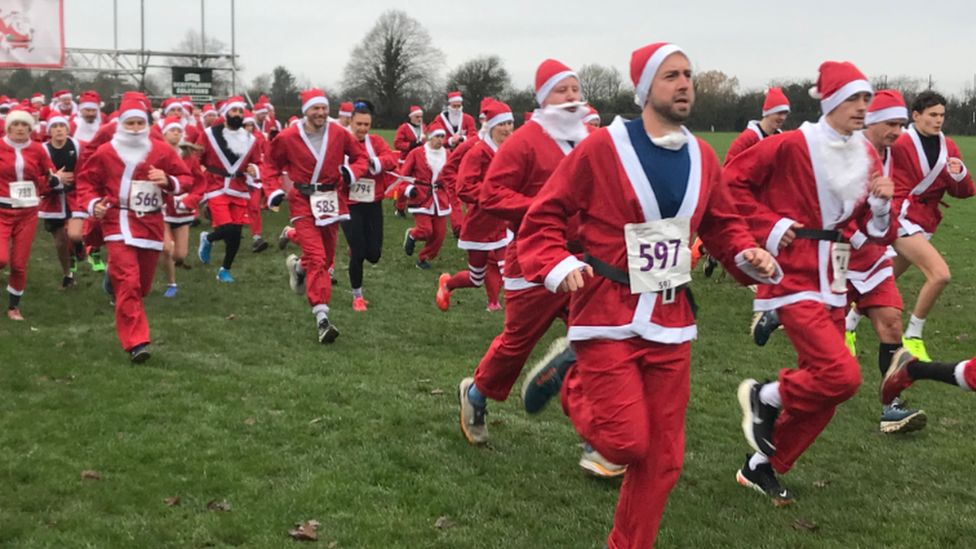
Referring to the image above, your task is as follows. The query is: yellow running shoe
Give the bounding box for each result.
[845,331,857,357]
[902,337,931,362]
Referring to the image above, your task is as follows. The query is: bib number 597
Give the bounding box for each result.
[639,239,681,272]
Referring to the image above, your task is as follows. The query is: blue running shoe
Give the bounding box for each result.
[102,274,114,297]
[751,310,781,347]
[880,398,927,434]
[521,337,576,414]
[216,268,235,283]
[198,231,212,264]
[163,284,178,298]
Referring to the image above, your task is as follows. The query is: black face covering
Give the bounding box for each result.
[225,115,244,130]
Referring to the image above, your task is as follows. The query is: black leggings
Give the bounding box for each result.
[341,201,384,289]
[207,223,243,270]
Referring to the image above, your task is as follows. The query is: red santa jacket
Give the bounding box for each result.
[724,121,777,165]
[891,124,974,235]
[430,110,477,148]
[519,118,777,343]
[479,119,574,290]
[401,143,451,216]
[165,151,205,224]
[439,134,480,206]
[76,137,192,250]
[394,122,424,161]
[38,136,85,219]
[267,121,369,227]
[348,133,399,204]
[456,138,510,250]
[725,120,896,312]
[0,136,57,210]
[188,124,265,208]
[845,147,895,293]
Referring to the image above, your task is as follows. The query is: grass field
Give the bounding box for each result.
[2,131,976,548]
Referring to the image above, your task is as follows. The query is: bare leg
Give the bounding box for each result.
[892,234,950,320]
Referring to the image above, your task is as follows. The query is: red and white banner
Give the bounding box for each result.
[0,0,64,68]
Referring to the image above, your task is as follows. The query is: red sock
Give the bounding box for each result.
[485,261,502,304]
[447,271,475,291]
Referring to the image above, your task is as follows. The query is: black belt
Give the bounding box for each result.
[206,166,242,178]
[583,253,697,315]
[295,183,337,196]
[793,228,845,243]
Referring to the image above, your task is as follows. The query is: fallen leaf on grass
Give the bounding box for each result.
[327,542,338,548]
[244,417,257,426]
[163,496,181,506]
[309,417,324,424]
[416,378,432,384]
[30,326,39,332]
[429,389,444,396]
[80,470,102,480]
[206,499,232,512]
[55,341,65,348]
[434,516,454,529]
[288,520,320,541]
[791,518,818,531]
[813,479,831,488]
[940,417,962,427]
[225,314,236,321]
[956,333,970,341]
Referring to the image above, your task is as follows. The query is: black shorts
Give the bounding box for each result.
[167,221,193,229]
[43,218,67,233]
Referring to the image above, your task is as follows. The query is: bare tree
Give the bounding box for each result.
[163,30,235,98]
[341,10,444,126]
[445,55,511,115]
[577,64,624,110]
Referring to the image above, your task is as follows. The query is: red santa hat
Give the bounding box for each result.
[523,111,533,122]
[447,91,463,104]
[582,105,600,124]
[300,89,329,113]
[338,102,353,118]
[243,109,256,125]
[482,99,514,131]
[53,89,73,101]
[0,95,9,107]
[77,91,101,111]
[181,96,194,112]
[45,110,70,128]
[865,89,908,126]
[162,97,184,114]
[202,103,217,117]
[118,97,149,123]
[809,61,873,115]
[220,95,247,116]
[161,114,184,134]
[630,42,686,108]
[121,91,151,111]
[429,127,447,138]
[30,92,45,105]
[534,59,577,106]
[253,101,269,114]
[761,87,790,117]
[408,105,423,117]
[287,115,300,127]
[5,107,35,129]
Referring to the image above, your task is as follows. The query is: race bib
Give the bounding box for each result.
[310,190,339,220]
[174,193,192,214]
[349,178,376,203]
[830,242,851,294]
[8,181,38,208]
[129,180,162,213]
[624,217,692,295]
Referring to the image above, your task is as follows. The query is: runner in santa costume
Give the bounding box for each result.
[436,99,514,312]
[242,109,272,253]
[401,128,451,269]
[518,42,779,549]
[28,106,46,142]
[267,88,368,343]
[582,105,601,128]
[341,100,399,311]
[159,115,204,298]
[456,59,627,476]
[888,91,975,361]
[191,96,265,282]
[336,102,353,130]
[76,98,191,362]
[0,107,64,320]
[725,61,897,503]
[201,104,219,128]
[71,90,104,143]
[392,106,426,217]
[725,87,790,164]
[436,91,478,151]
[52,90,77,117]
[39,110,86,289]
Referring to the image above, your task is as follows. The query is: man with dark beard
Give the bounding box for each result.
[188,96,264,282]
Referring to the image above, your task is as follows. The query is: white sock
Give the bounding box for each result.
[759,381,782,408]
[352,287,363,298]
[845,309,862,332]
[315,310,328,323]
[253,235,261,241]
[905,315,926,339]
[748,452,769,471]
[954,362,972,391]
[295,263,305,275]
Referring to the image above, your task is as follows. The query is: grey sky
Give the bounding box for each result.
[65,0,975,97]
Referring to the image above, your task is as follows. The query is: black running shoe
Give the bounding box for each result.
[737,379,779,457]
[251,237,269,253]
[129,343,151,364]
[403,228,416,256]
[415,259,432,270]
[736,455,794,506]
[751,310,781,347]
[317,318,340,344]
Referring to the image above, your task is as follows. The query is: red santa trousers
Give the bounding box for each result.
[293,217,338,309]
[410,213,447,262]
[445,249,504,304]
[562,338,691,549]
[83,218,104,247]
[247,188,264,236]
[771,301,862,474]
[208,194,248,227]
[0,208,38,295]
[449,196,464,237]
[473,285,568,400]
[106,241,160,351]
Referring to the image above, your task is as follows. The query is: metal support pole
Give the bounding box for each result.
[200,0,205,65]
[140,0,146,90]
[231,0,237,95]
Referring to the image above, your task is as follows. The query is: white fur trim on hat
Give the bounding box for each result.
[301,96,329,114]
[634,44,684,107]
[820,79,873,115]
[47,114,69,128]
[583,112,600,123]
[865,106,908,126]
[429,128,446,137]
[220,100,247,116]
[762,104,790,117]
[119,109,149,123]
[162,120,184,134]
[485,112,514,130]
[78,101,99,111]
[536,70,577,106]
[409,107,423,116]
[5,110,34,129]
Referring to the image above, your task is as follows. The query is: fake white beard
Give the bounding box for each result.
[111,128,151,165]
[425,143,447,181]
[532,102,589,142]
[447,107,462,127]
[73,116,99,141]
[650,131,689,151]
[223,126,252,157]
[819,128,870,204]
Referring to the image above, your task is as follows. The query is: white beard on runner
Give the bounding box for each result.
[819,128,870,205]
[73,116,100,142]
[532,102,590,143]
[447,107,462,127]
[425,144,446,182]
[223,127,252,158]
[111,128,151,165]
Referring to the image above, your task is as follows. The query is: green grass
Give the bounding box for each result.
[2,134,976,548]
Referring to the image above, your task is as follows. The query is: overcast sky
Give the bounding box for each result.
[64,0,975,97]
